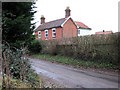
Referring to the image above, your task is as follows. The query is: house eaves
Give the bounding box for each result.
[61,16,79,28]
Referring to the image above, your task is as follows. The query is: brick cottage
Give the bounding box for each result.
[34,7,91,40]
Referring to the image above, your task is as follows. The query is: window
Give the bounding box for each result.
[45,30,48,38]
[38,31,41,38]
[52,28,56,37]
[78,29,80,36]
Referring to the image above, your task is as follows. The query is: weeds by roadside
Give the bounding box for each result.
[31,54,119,70]
[1,42,40,88]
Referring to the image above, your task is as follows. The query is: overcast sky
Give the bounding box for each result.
[33,0,119,34]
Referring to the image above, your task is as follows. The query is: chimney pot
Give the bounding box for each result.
[65,6,71,18]
[41,15,45,24]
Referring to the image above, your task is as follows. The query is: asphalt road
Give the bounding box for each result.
[29,58,118,88]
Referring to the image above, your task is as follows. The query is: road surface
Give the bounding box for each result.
[29,58,118,88]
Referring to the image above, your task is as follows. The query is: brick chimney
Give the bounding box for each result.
[41,15,45,24]
[65,6,71,18]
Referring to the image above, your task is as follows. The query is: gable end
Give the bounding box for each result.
[61,16,79,28]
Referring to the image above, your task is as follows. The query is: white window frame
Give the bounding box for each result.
[45,30,48,38]
[52,28,56,37]
[78,29,80,36]
[38,31,41,38]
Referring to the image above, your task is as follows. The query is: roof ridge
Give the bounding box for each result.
[42,17,66,24]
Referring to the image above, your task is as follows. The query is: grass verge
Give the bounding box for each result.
[31,54,119,70]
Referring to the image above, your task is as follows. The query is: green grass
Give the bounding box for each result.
[31,54,118,69]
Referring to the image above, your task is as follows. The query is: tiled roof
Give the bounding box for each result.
[75,21,91,30]
[35,17,91,32]
[35,18,66,31]
[95,31,113,35]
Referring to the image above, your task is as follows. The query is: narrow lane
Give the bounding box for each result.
[29,58,118,88]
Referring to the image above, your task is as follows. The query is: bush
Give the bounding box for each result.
[27,40,42,54]
[2,44,40,88]
[41,39,58,55]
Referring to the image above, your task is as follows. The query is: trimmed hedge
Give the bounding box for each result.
[32,33,119,67]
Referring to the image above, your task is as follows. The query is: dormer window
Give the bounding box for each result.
[38,31,41,38]
[45,30,48,38]
[52,28,56,37]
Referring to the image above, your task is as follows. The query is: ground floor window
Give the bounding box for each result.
[45,30,48,38]
[52,28,56,37]
[38,31,41,38]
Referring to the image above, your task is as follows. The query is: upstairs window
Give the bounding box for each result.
[38,31,41,38]
[45,30,48,38]
[52,28,56,37]
[78,29,80,36]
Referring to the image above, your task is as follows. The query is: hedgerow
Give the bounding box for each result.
[34,33,119,69]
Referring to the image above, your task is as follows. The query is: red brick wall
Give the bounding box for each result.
[63,18,77,38]
[35,27,62,40]
[55,27,62,39]
[41,30,45,40]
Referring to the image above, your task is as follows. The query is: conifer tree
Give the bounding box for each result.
[2,2,36,48]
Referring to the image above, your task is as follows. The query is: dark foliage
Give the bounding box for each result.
[2,2,36,49]
[2,44,40,88]
[1,2,40,88]
[27,39,42,54]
